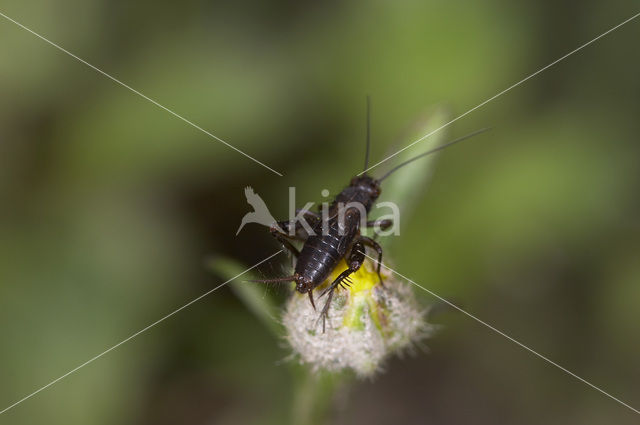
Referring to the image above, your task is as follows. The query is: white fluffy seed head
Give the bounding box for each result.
[282,258,434,378]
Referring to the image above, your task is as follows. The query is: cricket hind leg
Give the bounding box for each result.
[247,227,300,292]
[275,209,321,239]
[316,242,365,332]
[269,225,302,258]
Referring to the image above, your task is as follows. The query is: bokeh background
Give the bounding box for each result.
[1,1,639,424]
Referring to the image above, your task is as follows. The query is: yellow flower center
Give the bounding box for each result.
[324,259,380,294]
[317,258,387,330]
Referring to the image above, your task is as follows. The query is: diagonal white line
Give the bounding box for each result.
[0,250,282,416]
[2,5,638,418]
[0,11,283,177]
[361,253,640,415]
[360,11,640,176]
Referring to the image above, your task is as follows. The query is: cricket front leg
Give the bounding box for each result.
[366,218,393,231]
[365,218,393,241]
[357,235,384,286]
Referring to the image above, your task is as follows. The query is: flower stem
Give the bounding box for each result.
[290,368,351,425]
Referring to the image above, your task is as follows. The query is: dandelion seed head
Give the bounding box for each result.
[282,258,433,377]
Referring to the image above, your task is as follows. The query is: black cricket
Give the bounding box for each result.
[255,99,488,330]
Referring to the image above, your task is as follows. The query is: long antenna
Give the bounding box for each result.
[364,95,371,172]
[378,128,491,181]
[246,276,295,283]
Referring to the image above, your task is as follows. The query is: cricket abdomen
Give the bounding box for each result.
[295,208,361,289]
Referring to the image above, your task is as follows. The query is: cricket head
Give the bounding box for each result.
[349,174,381,200]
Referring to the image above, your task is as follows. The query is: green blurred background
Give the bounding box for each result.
[1,1,639,424]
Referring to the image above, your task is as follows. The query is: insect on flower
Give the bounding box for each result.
[252,98,489,330]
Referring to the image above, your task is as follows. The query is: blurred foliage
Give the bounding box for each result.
[207,256,352,425]
[206,256,283,337]
[1,1,639,424]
